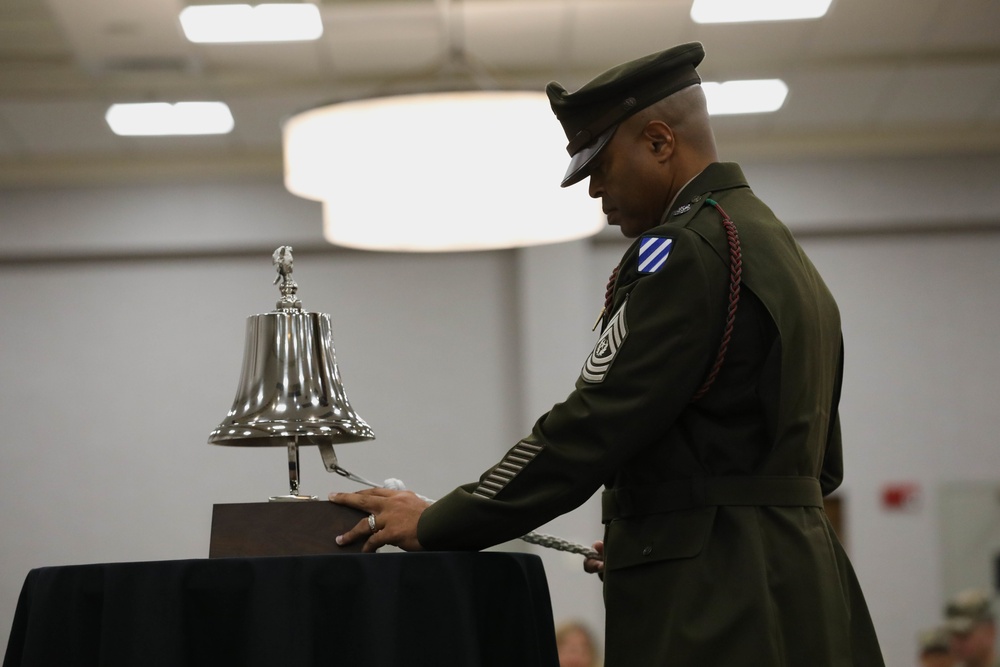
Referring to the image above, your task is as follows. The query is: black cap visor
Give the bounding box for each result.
[560,124,617,188]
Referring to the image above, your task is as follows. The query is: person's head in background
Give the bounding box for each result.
[945,588,996,667]
[556,619,601,667]
[918,625,957,667]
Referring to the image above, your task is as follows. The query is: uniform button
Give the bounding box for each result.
[642,546,653,556]
[691,196,701,203]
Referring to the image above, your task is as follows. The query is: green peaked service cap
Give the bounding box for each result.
[547,42,705,187]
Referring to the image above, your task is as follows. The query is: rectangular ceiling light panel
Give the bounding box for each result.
[180,4,323,43]
[703,80,789,115]
[106,102,235,136]
[691,0,833,23]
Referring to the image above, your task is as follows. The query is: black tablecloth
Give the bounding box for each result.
[3,552,559,667]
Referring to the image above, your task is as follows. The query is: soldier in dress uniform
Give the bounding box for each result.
[332,42,885,666]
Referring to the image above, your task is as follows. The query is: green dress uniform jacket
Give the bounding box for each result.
[419,162,884,666]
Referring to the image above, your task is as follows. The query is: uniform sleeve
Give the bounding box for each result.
[820,340,845,495]
[418,228,729,550]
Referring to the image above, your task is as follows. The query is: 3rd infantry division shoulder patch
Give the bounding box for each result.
[638,236,673,274]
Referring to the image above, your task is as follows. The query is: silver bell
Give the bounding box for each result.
[209,246,374,501]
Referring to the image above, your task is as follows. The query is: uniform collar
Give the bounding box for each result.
[664,172,699,218]
[658,162,749,224]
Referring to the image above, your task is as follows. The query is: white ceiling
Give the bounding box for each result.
[1,0,999,187]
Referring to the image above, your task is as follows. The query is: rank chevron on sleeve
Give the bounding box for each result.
[583,298,629,383]
[638,236,674,274]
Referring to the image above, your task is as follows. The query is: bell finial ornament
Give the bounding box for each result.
[209,246,375,501]
[272,245,302,311]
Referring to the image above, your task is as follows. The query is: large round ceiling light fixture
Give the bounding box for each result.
[283,91,604,252]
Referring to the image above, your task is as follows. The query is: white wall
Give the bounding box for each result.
[1,155,999,666]
[805,231,1000,665]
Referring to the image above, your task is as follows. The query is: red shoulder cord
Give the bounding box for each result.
[598,198,742,402]
[692,198,742,401]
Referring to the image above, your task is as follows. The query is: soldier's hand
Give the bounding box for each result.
[330,487,430,553]
[584,540,605,577]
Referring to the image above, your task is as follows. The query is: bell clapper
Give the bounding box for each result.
[269,436,317,502]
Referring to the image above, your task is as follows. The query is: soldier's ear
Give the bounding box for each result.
[643,120,674,161]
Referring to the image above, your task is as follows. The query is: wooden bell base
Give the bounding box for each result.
[209,501,369,557]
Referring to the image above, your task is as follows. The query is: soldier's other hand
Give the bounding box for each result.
[584,540,605,577]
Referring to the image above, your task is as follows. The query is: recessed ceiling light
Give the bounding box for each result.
[703,80,789,115]
[105,102,235,136]
[691,0,833,23]
[179,4,323,43]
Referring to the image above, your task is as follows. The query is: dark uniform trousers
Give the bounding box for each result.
[419,162,885,666]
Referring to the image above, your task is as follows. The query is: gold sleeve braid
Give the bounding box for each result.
[472,441,544,499]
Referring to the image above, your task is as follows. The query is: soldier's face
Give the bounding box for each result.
[586,123,670,238]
